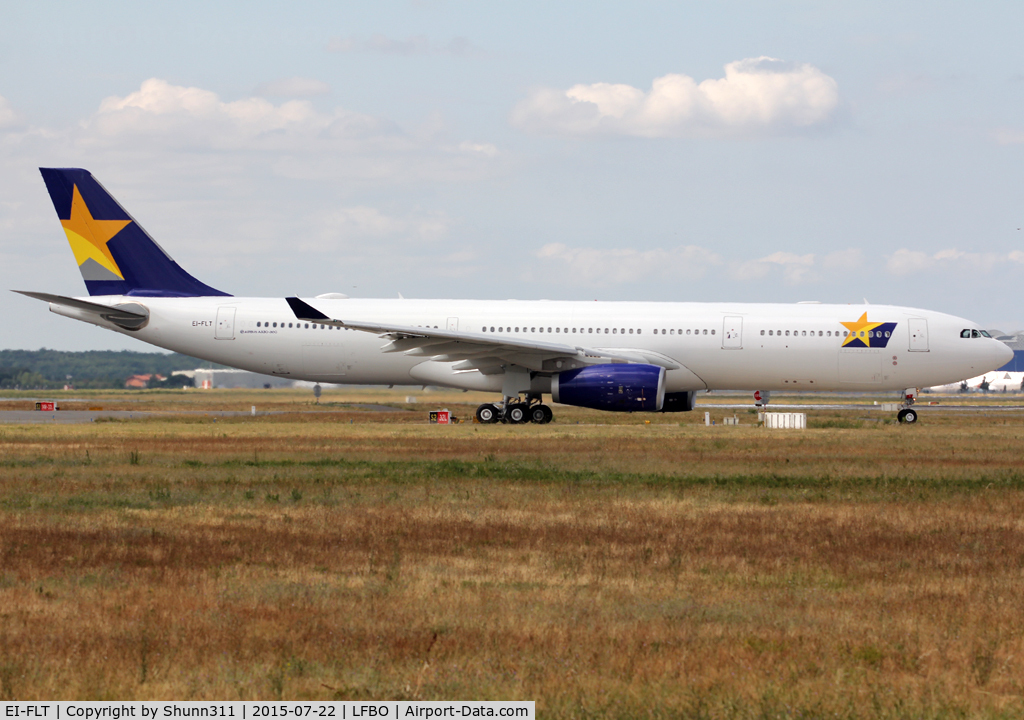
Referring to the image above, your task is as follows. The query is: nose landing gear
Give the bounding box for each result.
[896,388,919,424]
[896,408,918,424]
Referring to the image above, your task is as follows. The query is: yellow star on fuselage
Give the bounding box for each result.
[61,185,131,279]
[840,312,884,346]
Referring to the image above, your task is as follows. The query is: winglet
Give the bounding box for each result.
[286,297,332,321]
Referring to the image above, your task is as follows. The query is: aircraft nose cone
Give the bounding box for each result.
[995,340,1014,367]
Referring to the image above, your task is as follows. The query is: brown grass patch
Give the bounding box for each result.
[1,390,1024,716]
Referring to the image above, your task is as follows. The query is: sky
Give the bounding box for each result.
[2,0,1023,351]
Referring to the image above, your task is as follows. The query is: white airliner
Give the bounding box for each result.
[16,168,1013,424]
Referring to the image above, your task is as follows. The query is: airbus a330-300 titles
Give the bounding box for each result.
[15,168,1012,424]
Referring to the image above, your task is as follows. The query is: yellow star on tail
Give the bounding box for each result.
[840,312,884,346]
[61,185,131,279]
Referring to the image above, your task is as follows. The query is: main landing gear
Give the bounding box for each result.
[475,395,553,424]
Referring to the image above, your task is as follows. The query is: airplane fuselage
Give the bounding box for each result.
[50,296,1010,395]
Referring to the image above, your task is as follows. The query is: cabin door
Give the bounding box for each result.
[721,316,743,349]
[908,318,929,352]
[215,307,236,340]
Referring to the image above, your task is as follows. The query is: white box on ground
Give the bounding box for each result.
[880,403,901,411]
[763,412,807,429]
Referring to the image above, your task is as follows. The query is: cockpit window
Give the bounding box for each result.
[961,329,992,338]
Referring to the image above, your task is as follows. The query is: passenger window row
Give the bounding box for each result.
[759,329,891,339]
[482,326,645,335]
[245,321,903,343]
[255,321,350,330]
[479,326,718,336]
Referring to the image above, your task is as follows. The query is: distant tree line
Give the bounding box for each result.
[0,349,222,389]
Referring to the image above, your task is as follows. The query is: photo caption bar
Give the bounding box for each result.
[0,703,533,720]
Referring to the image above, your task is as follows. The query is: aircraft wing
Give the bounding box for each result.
[286,297,679,373]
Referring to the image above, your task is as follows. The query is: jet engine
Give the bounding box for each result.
[551,363,665,412]
[661,391,697,412]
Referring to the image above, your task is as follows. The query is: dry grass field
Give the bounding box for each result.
[2,388,1024,717]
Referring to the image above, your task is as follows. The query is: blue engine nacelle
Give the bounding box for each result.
[551,363,665,412]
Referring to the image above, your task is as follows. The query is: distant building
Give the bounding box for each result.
[125,373,165,388]
[991,330,1024,372]
[172,368,293,389]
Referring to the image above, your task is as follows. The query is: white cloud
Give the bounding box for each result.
[820,248,863,271]
[457,140,499,157]
[534,243,875,286]
[87,78,383,152]
[536,243,721,285]
[877,72,934,97]
[511,57,838,138]
[886,248,1018,275]
[311,206,449,250]
[0,78,501,291]
[992,127,1024,145]
[253,77,331,98]
[327,34,484,57]
[885,249,931,275]
[321,206,408,238]
[0,94,21,130]
[56,78,500,186]
[734,251,816,284]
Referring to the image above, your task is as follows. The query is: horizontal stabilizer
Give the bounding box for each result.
[14,290,149,329]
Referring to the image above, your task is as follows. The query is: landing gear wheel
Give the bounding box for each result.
[897,408,918,424]
[476,403,500,424]
[506,404,527,424]
[529,404,553,424]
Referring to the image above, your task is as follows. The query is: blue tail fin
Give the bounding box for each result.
[39,168,229,297]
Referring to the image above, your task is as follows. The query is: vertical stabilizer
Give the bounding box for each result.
[40,168,229,297]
